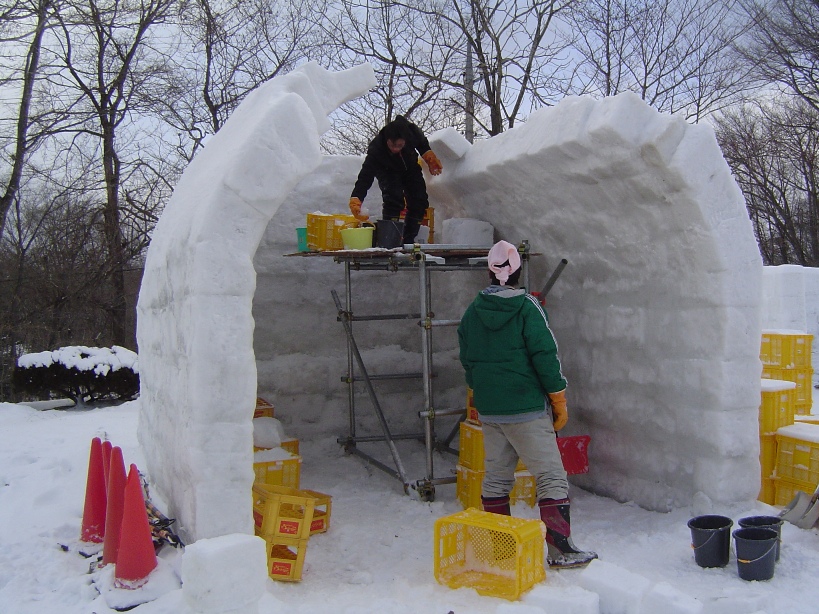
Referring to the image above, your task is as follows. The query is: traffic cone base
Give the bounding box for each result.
[80,437,107,543]
[114,464,157,589]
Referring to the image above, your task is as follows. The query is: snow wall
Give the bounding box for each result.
[139,64,764,542]
[136,63,377,542]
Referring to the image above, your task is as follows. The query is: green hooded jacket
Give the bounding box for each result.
[457,288,567,417]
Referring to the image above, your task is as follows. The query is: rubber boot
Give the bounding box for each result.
[481,495,511,515]
[538,497,598,568]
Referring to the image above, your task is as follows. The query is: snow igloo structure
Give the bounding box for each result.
[137,63,763,542]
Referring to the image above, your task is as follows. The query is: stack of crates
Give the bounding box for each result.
[456,420,535,508]
[252,483,333,581]
[252,396,302,485]
[773,423,819,507]
[758,379,797,504]
[434,508,545,600]
[459,388,533,508]
[760,330,814,415]
[457,388,591,509]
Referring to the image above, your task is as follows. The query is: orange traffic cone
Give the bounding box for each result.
[80,437,107,543]
[115,464,157,588]
[102,446,127,565]
[101,439,113,495]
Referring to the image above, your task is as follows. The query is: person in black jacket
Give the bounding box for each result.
[348,115,442,245]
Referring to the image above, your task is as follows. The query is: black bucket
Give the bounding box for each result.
[688,515,732,568]
[375,219,404,248]
[738,515,783,561]
[733,527,778,581]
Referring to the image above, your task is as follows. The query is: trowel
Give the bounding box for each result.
[779,482,819,529]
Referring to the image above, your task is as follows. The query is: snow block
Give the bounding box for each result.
[640,581,703,614]
[429,127,471,160]
[523,583,600,613]
[578,559,651,614]
[182,534,267,614]
[442,218,495,246]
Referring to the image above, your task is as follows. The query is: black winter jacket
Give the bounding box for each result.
[350,116,432,201]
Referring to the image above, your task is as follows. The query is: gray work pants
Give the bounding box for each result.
[481,414,568,502]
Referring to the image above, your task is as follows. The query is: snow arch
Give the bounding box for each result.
[136,63,377,541]
[138,65,762,542]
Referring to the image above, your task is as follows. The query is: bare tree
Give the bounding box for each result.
[154,0,328,164]
[716,98,819,265]
[0,0,56,239]
[47,0,176,346]
[566,0,752,121]
[740,0,819,113]
[444,0,575,134]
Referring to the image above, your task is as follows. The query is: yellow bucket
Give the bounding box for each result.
[340,225,374,250]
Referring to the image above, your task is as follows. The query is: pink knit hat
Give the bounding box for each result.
[488,240,521,285]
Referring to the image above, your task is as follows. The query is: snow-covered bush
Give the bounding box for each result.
[13,346,139,404]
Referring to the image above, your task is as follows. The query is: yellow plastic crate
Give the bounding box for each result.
[434,508,545,601]
[758,476,775,505]
[760,380,796,434]
[265,536,308,582]
[511,471,536,507]
[253,452,301,488]
[762,366,813,407]
[775,424,819,485]
[252,483,315,540]
[456,465,535,510]
[301,488,332,535]
[773,477,815,507]
[254,397,275,419]
[459,421,485,470]
[306,213,358,251]
[456,464,483,510]
[761,332,813,368]
[760,434,777,480]
[795,402,813,417]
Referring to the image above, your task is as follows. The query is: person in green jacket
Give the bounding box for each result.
[458,240,596,568]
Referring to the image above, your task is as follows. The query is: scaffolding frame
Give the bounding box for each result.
[331,242,532,501]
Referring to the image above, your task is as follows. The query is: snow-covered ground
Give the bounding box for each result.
[2,398,819,613]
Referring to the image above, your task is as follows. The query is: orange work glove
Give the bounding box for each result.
[349,197,369,221]
[421,150,443,176]
[548,390,568,431]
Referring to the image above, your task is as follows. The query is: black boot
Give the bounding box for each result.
[538,497,598,568]
[481,495,511,515]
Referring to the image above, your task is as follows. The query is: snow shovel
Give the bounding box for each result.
[779,482,819,528]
